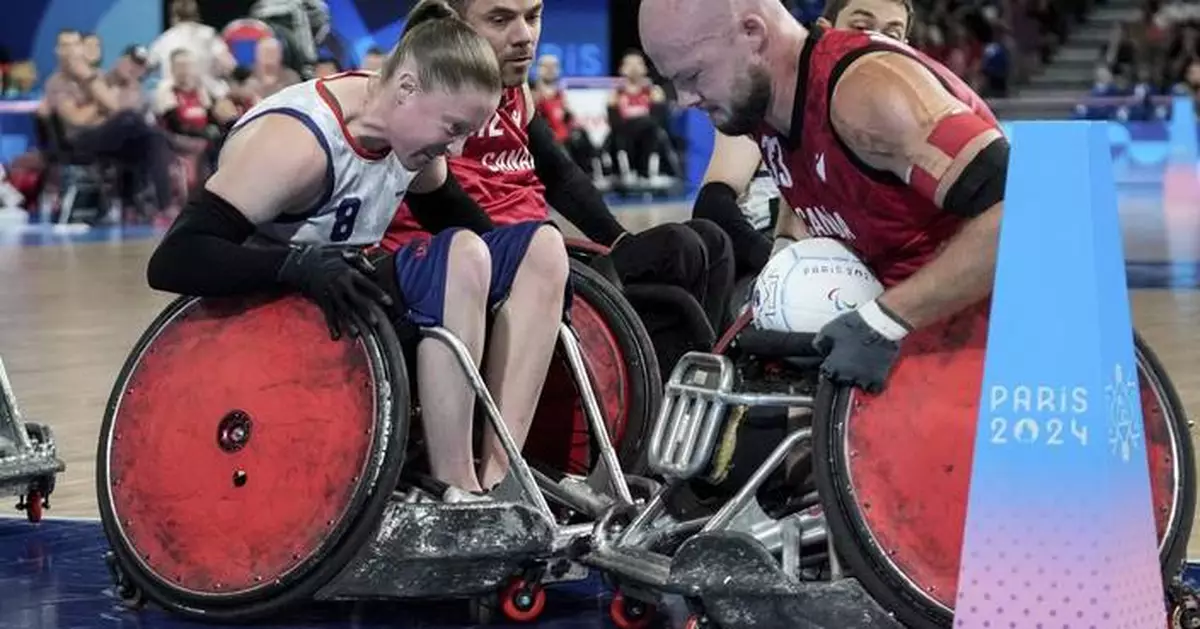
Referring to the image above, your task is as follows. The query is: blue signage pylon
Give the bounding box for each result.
[953,121,1165,628]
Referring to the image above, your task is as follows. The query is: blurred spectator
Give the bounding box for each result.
[1185,58,1200,93]
[42,44,173,213]
[1164,23,1199,85]
[222,66,259,120]
[243,38,301,100]
[534,55,570,143]
[1156,1,1200,29]
[1027,0,1068,64]
[1173,57,1200,113]
[4,61,37,98]
[149,0,235,99]
[1127,2,1171,85]
[154,50,218,138]
[532,54,601,180]
[944,23,982,84]
[607,50,678,186]
[1102,22,1138,75]
[38,30,82,118]
[82,33,103,69]
[1075,64,1132,120]
[360,46,385,72]
[248,0,333,75]
[313,56,342,78]
[980,37,1013,97]
[155,49,227,195]
[918,22,950,60]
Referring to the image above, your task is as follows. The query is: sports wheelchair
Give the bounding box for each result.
[583,303,1198,628]
[96,257,663,624]
[565,237,721,384]
[0,356,65,523]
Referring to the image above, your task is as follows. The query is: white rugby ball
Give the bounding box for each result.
[751,237,884,334]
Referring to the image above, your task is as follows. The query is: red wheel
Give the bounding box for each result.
[684,615,704,629]
[610,591,656,629]
[499,578,546,623]
[24,491,43,523]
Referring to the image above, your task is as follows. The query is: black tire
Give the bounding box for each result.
[96,294,410,622]
[812,330,1196,628]
[564,259,662,473]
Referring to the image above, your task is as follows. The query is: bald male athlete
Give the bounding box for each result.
[695,0,915,283]
[640,0,1006,392]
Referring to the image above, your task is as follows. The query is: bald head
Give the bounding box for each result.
[639,0,801,136]
[639,0,730,64]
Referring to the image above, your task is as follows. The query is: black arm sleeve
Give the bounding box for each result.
[405,170,495,234]
[941,137,1008,218]
[527,114,627,247]
[692,181,772,274]
[146,188,291,296]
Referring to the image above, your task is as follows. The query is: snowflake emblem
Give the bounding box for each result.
[1105,363,1141,462]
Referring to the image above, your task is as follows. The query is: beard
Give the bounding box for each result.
[715,65,772,137]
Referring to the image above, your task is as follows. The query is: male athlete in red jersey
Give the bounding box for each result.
[693,0,913,283]
[533,54,570,143]
[640,0,1006,392]
[608,50,672,182]
[383,0,735,335]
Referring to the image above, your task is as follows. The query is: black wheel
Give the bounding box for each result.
[526,259,662,477]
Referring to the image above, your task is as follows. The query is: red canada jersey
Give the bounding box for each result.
[615,83,653,119]
[173,87,210,134]
[384,85,547,248]
[535,84,570,142]
[754,26,1000,287]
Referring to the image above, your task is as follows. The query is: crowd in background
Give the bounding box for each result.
[1,0,1198,225]
[1076,0,1200,120]
[789,0,1067,98]
[3,0,320,225]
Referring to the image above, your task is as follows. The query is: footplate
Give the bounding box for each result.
[646,352,815,480]
[669,531,903,629]
[647,353,736,479]
[314,499,556,601]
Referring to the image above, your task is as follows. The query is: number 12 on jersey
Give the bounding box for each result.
[330,197,361,243]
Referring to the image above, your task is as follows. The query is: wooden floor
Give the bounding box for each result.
[2,198,1199,554]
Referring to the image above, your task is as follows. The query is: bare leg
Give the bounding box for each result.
[477,226,570,489]
[417,232,492,493]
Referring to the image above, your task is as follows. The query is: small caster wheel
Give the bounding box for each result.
[610,591,656,629]
[499,578,546,623]
[104,551,146,610]
[1169,580,1200,629]
[117,583,147,610]
[21,491,43,523]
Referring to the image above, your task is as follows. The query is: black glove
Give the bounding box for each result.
[812,300,911,394]
[277,245,393,341]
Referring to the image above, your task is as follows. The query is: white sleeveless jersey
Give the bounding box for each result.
[231,73,417,247]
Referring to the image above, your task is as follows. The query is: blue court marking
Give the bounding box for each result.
[2,516,1197,629]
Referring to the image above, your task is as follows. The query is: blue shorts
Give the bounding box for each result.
[390,221,571,327]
